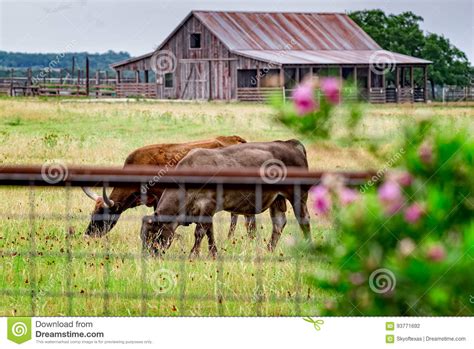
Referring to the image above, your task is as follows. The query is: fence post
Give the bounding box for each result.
[95,70,100,98]
[85,56,90,97]
[10,68,14,96]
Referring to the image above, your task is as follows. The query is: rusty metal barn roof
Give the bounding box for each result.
[111,11,431,69]
[193,11,382,51]
[235,49,432,65]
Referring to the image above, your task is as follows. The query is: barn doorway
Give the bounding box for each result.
[180,62,210,100]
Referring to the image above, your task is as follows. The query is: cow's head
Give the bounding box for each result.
[140,215,177,257]
[82,187,123,237]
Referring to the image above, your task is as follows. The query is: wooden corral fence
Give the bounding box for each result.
[237,87,284,102]
[441,85,474,102]
[0,65,117,98]
[115,83,157,98]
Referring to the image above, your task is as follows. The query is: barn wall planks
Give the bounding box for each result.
[119,15,271,100]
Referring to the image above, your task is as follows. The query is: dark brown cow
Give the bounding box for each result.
[82,136,250,237]
[141,140,311,258]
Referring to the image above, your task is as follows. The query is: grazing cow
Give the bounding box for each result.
[82,136,251,237]
[141,140,311,258]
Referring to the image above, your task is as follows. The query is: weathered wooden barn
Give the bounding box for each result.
[111,11,432,103]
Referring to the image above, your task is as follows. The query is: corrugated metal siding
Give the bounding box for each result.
[234,50,432,65]
[193,11,382,51]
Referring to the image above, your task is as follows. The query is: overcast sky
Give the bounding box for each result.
[1,0,473,62]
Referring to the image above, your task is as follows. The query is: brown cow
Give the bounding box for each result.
[140,140,311,258]
[82,136,254,237]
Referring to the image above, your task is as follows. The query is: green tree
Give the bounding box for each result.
[349,10,472,95]
[421,33,471,92]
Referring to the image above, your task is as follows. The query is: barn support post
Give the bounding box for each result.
[354,67,358,100]
[395,66,400,103]
[423,65,428,102]
[115,70,121,84]
[382,68,386,89]
[135,70,140,83]
[144,70,149,84]
[256,62,261,88]
[368,66,372,103]
[279,67,285,102]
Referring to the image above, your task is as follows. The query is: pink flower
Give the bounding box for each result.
[339,187,359,206]
[396,171,413,187]
[310,185,332,215]
[427,245,446,262]
[404,203,424,224]
[419,142,433,164]
[321,78,341,104]
[378,180,404,214]
[292,82,317,116]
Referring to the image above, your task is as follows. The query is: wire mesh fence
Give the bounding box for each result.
[0,165,374,316]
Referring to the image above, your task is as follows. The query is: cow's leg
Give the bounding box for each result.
[244,215,257,239]
[190,223,207,258]
[227,213,238,239]
[290,192,311,241]
[204,223,218,259]
[268,201,287,251]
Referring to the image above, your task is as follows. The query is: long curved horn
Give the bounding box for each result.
[82,187,101,201]
[102,187,115,208]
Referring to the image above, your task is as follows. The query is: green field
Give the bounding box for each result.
[1,97,473,316]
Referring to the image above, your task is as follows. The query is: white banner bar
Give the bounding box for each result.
[1,317,472,348]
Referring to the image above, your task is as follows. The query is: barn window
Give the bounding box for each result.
[190,33,201,49]
[164,73,173,88]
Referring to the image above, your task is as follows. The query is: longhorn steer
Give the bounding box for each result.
[82,136,252,237]
[140,140,311,258]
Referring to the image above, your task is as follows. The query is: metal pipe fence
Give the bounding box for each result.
[0,165,376,316]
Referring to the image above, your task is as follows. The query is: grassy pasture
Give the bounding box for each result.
[1,97,473,316]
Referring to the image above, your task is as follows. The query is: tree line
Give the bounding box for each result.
[0,50,130,74]
[349,10,473,91]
